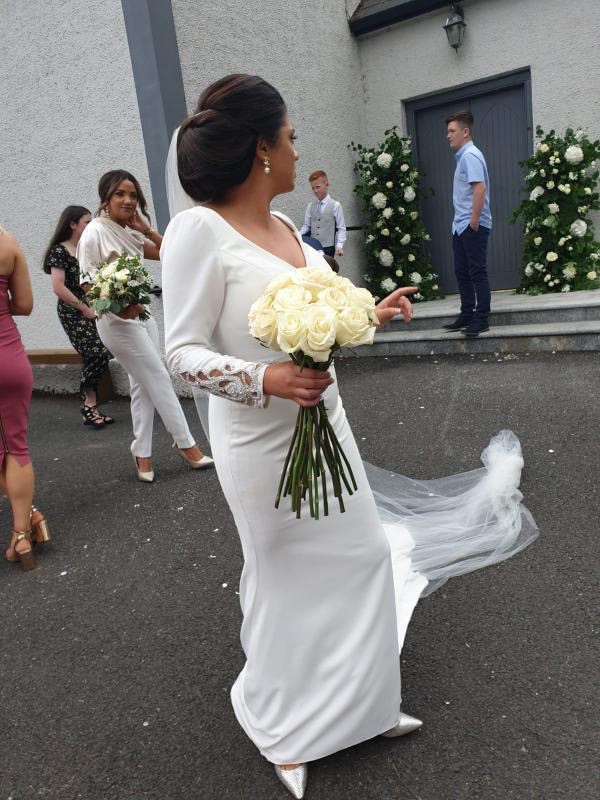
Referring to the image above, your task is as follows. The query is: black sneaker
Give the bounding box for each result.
[463,320,490,337]
[443,315,473,331]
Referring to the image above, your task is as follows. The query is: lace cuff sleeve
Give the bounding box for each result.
[180,358,269,408]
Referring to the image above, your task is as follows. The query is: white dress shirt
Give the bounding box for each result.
[299,195,347,248]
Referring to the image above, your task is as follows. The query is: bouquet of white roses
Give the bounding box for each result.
[84,252,153,320]
[249,267,379,520]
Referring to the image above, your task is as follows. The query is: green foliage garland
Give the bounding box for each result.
[512,126,600,294]
[350,127,442,302]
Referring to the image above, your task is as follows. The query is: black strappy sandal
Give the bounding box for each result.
[80,404,105,428]
[95,407,115,424]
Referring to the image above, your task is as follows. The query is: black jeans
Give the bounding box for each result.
[452,225,491,321]
[322,246,336,257]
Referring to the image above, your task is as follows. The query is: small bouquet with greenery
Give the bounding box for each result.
[84,252,152,319]
[512,126,600,294]
[249,267,380,520]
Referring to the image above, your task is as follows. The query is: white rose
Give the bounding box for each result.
[276,309,306,354]
[570,219,587,237]
[548,203,559,214]
[386,181,393,189]
[558,238,566,246]
[376,152,392,168]
[531,236,542,246]
[409,271,422,284]
[400,164,409,172]
[347,287,376,311]
[302,304,338,361]
[264,272,295,296]
[408,253,416,262]
[546,251,558,262]
[559,184,571,195]
[380,277,397,293]
[410,211,418,220]
[366,234,375,244]
[587,271,597,281]
[336,306,375,348]
[248,297,280,349]
[379,249,393,267]
[382,207,393,219]
[585,187,592,195]
[99,282,111,299]
[371,192,388,209]
[114,268,130,284]
[546,181,555,189]
[100,263,118,279]
[293,266,337,299]
[539,169,546,177]
[543,273,551,282]
[400,234,411,245]
[529,186,544,201]
[272,284,313,313]
[524,265,534,277]
[403,187,416,202]
[381,228,390,236]
[565,144,584,164]
[333,275,355,293]
[395,269,403,277]
[318,286,350,313]
[539,143,550,153]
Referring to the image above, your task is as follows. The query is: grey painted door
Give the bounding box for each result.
[406,74,531,291]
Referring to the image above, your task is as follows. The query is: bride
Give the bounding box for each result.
[160,74,538,799]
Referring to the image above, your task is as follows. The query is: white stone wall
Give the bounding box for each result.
[357,0,600,156]
[171,0,369,287]
[0,0,155,356]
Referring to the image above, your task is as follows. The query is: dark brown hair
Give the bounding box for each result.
[177,74,287,202]
[42,205,90,272]
[445,110,474,131]
[96,170,150,221]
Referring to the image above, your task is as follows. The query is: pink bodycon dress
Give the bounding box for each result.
[0,275,33,466]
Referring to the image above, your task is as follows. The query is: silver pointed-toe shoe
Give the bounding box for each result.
[381,711,423,738]
[274,764,308,798]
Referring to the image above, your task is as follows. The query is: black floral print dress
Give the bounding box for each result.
[45,244,111,394]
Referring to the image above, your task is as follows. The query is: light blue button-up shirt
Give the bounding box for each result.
[452,142,492,234]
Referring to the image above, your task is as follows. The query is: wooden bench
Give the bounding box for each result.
[27,349,114,401]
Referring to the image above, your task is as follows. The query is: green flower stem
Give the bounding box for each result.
[275,410,302,508]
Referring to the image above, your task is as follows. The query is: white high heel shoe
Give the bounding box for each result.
[381,711,423,737]
[131,451,154,483]
[174,444,214,469]
[274,764,308,798]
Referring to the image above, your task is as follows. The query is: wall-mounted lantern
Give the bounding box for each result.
[443,3,467,51]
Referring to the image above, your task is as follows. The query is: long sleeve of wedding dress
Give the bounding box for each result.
[162,210,269,408]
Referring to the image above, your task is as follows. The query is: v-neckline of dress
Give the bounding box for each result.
[201,206,308,271]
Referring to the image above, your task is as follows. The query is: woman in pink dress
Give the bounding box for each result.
[0,226,49,570]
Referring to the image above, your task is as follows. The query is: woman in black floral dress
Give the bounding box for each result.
[43,206,114,427]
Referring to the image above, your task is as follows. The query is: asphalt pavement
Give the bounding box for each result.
[1,351,598,800]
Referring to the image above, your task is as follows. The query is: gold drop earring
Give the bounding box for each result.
[263,157,271,175]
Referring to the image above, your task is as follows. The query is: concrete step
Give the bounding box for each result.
[357,319,600,357]
[394,289,600,332]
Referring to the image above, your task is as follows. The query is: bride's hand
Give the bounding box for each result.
[117,303,146,320]
[375,286,417,328]
[263,361,334,408]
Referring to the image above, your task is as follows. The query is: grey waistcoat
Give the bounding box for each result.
[309,199,336,247]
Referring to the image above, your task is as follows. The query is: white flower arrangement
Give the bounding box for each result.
[84,252,152,320]
[565,145,584,164]
[376,152,392,168]
[371,192,387,209]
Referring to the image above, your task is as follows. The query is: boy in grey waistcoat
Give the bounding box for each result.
[299,170,347,258]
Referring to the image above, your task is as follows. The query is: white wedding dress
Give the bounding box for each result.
[160,207,538,765]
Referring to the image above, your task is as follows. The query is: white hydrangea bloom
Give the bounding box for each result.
[376,152,393,168]
[403,187,416,202]
[548,203,559,214]
[409,271,422,284]
[380,276,397,292]
[570,219,587,237]
[371,192,387,209]
[529,186,545,201]
[379,249,394,267]
[382,207,393,219]
[565,145,584,164]
[562,264,577,279]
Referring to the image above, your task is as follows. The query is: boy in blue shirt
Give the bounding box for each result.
[443,110,492,337]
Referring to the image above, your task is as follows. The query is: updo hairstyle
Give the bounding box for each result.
[177,74,286,202]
